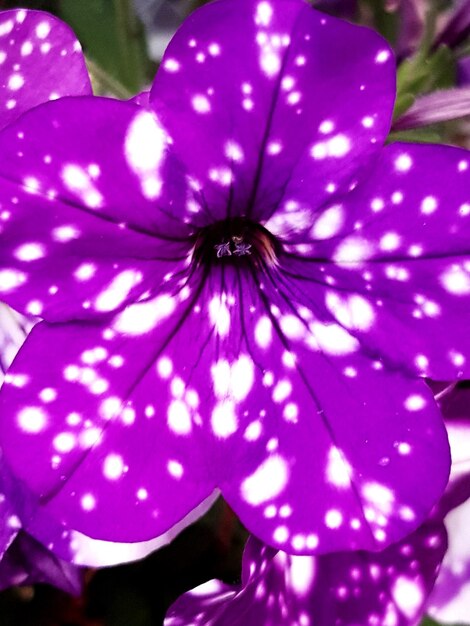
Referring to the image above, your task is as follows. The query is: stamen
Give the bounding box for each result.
[192,217,279,268]
[214,242,232,258]
[233,239,252,257]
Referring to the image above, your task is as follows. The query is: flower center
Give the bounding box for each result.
[192,218,280,268]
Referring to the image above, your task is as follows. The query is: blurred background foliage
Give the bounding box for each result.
[0,0,468,624]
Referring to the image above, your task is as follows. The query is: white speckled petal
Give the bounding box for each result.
[0,97,192,321]
[164,524,447,626]
[0,318,216,542]
[26,491,218,567]
[0,9,91,130]
[428,497,470,624]
[151,0,395,226]
[0,263,450,552]
[282,142,470,379]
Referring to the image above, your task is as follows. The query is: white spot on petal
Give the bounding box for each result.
[192,94,211,113]
[17,407,47,433]
[311,204,344,240]
[125,111,167,199]
[325,509,343,528]
[14,242,45,261]
[421,196,438,215]
[241,455,289,505]
[209,296,230,337]
[36,21,51,39]
[0,269,27,292]
[114,294,176,335]
[167,400,192,435]
[391,577,424,618]
[326,446,352,488]
[81,493,96,511]
[325,292,375,331]
[53,432,76,453]
[255,316,272,349]
[103,453,125,480]
[94,270,142,312]
[405,394,426,411]
[376,49,391,63]
[440,264,470,295]
[211,400,238,438]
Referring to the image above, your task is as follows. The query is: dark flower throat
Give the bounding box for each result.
[192,218,280,268]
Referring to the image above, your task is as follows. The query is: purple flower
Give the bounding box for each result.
[428,495,470,623]
[435,0,470,52]
[0,0,468,556]
[164,526,447,626]
[426,385,470,623]
[164,384,470,626]
[0,9,91,131]
[0,417,81,595]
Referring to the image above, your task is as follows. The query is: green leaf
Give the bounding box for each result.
[58,0,152,96]
[357,0,399,46]
[393,93,416,121]
[387,128,443,144]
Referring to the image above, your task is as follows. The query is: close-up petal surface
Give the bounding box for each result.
[0,531,83,595]
[151,0,395,225]
[283,142,470,380]
[0,263,450,552]
[0,97,191,321]
[0,9,91,130]
[165,525,447,626]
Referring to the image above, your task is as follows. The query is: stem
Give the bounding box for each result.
[415,1,440,63]
[86,57,133,100]
[114,0,147,92]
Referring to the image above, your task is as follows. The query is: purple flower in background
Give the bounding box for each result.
[165,527,447,626]
[0,8,99,566]
[164,385,470,626]
[426,385,470,623]
[0,9,91,131]
[428,495,470,623]
[435,0,470,52]
[0,0,469,556]
[0,392,81,596]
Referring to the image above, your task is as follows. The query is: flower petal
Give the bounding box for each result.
[151,0,395,225]
[217,269,449,553]
[26,492,218,567]
[0,97,192,321]
[283,142,470,379]
[428,497,470,624]
[0,264,449,551]
[0,9,91,131]
[0,320,216,542]
[422,383,470,623]
[130,90,150,107]
[0,532,83,596]
[0,531,83,595]
[431,384,470,517]
[165,525,447,626]
[0,458,25,559]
